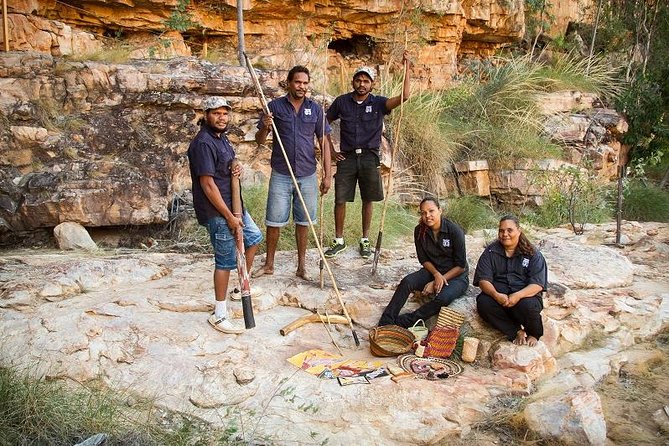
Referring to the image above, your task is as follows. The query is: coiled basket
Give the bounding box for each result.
[369,325,415,357]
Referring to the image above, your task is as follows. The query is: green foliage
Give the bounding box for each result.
[445,196,498,233]
[164,0,196,32]
[622,179,669,222]
[525,165,613,232]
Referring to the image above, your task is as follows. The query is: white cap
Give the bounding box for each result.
[353,66,376,81]
[202,96,232,111]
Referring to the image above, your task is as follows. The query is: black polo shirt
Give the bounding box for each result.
[326,92,389,152]
[187,123,235,225]
[414,217,468,274]
[258,96,331,177]
[473,240,547,295]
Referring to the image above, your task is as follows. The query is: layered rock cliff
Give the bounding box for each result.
[4,0,531,88]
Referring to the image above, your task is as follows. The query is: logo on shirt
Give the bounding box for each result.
[522,257,530,268]
[442,239,450,247]
[365,105,373,113]
[304,108,312,116]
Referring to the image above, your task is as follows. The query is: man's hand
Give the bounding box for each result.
[261,113,273,128]
[320,176,331,195]
[226,216,244,236]
[330,147,345,162]
[231,162,243,178]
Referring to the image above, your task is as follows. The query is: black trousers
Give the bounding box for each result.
[378,268,469,329]
[476,293,544,341]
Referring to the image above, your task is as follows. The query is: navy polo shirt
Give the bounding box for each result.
[258,96,330,177]
[473,240,547,295]
[326,92,390,152]
[187,123,236,225]
[414,217,468,274]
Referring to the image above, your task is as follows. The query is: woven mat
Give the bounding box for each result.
[397,354,463,379]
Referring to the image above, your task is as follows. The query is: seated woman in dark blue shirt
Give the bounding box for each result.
[474,215,547,347]
[378,197,469,328]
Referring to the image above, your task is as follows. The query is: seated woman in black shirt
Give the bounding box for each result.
[474,215,547,346]
[378,197,469,328]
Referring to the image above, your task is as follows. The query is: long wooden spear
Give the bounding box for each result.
[319,44,329,290]
[371,47,408,275]
[243,52,360,346]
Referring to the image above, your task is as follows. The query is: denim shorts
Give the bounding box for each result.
[206,211,263,270]
[265,170,318,227]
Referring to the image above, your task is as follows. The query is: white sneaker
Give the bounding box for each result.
[208,314,244,334]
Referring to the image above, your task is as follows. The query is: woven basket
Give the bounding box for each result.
[369,325,415,357]
[436,307,465,328]
[408,319,429,341]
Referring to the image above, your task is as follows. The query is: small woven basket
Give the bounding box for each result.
[369,325,415,357]
[408,319,429,341]
[436,307,465,328]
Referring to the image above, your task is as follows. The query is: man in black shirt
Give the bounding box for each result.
[378,197,469,328]
[324,53,411,259]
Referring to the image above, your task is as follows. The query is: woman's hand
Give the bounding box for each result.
[433,273,447,294]
[422,281,435,295]
[494,292,510,307]
[507,292,522,307]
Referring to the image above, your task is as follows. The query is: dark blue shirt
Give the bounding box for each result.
[414,217,468,274]
[473,240,548,295]
[187,123,235,225]
[326,93,390,152]
[258,96,330,177]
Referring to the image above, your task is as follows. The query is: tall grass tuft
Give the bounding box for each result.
[445,196,499,233]
[380,53,620,196]
[0,366,237,445]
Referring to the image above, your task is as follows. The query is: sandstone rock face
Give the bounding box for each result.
[0,52,281,231]
[3,0,528,89]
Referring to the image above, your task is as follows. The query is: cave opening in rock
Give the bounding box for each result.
[328,34,375,57]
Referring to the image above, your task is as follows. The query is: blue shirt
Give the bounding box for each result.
[258,96,330,177]
[326,92,390,152]
[473,240,548,295]
[187,123,236,225]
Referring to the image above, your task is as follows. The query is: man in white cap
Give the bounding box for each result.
[188,96,263,334]
[325,52,411,259]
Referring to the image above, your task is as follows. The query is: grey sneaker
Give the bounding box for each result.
[359,239,372,258]
[324,239,346,258]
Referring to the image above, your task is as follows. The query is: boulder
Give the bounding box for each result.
[524,387,607,446]
[53,221,97,251]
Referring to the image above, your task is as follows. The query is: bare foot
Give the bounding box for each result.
[251,265,273,278]
[513,329,527,345]
[296,268,312,281]
[527,336,538,347]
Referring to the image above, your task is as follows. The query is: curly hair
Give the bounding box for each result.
[499,215,535,256]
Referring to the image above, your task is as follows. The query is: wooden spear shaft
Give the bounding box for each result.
[371,52,408,275]
[243,52,360,346]
[2,0,9,52]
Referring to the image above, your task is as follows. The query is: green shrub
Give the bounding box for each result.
[524,165,613,232]
[622,180,669,222]
[445,196,498,233]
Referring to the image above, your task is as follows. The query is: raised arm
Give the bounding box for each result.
[385,51,411,111]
